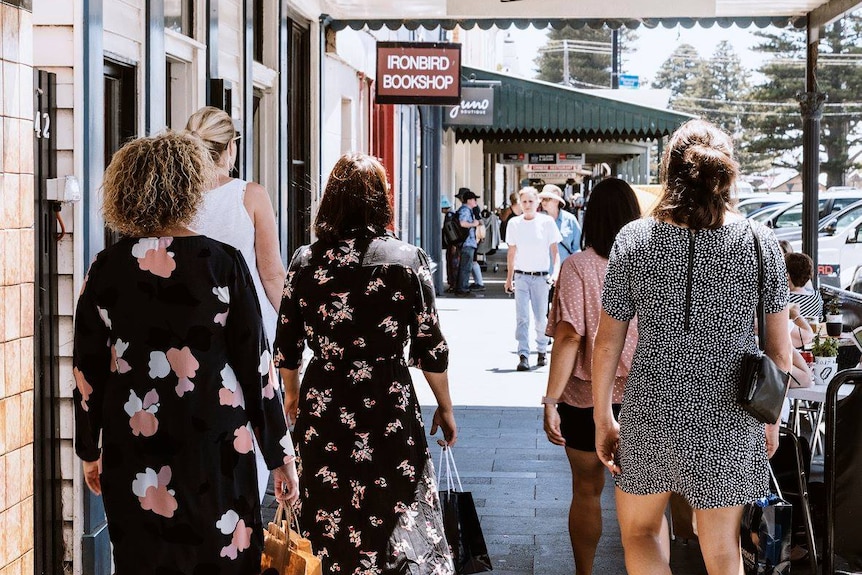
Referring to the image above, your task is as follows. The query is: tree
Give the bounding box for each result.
[534,27,634,88]
[650,43,704,99]
[743,14,862,186]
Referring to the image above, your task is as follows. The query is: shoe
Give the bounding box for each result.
[454,291,474,298]
[516,355,530,371]
[537,353,546,367]
[469,284,486,291]
[445,286,455,293]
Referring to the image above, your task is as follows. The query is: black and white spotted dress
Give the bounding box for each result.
[602,218,788,509]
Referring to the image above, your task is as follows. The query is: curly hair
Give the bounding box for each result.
[785,252,814,288]
[102,132,215,236]
[652,119,739,230]
[314,153,393,242]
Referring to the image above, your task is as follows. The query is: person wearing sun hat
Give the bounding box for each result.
[455,189,483,297]
[539,184,581,270]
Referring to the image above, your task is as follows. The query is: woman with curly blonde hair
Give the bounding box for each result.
[74,132,298,575]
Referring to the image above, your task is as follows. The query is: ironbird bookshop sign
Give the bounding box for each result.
[376,41,461,105]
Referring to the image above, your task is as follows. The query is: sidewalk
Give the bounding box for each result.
[263,247,806,574]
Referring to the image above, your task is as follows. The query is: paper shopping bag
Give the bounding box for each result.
[437,446,492,574]
[261,504,322,575]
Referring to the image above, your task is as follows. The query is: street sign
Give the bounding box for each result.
[619,74,640,89]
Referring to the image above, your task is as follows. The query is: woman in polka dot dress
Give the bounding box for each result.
[592,120,792,575]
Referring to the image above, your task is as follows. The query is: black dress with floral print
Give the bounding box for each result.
[274,229,454,575]
[73,236,293,575]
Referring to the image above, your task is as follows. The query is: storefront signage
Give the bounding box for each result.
[528,153,556,164]
[525,164,580,173]
[527,170,578,181]
[376,42,461,105]
[557,153,585,164]
[499,153,526,164]
[444,87,494,126]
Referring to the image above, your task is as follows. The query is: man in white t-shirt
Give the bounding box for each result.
[504,187,562,371]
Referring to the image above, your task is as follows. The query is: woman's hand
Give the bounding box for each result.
[431,407,457,447]
[595,418,621,474]
[543,405,565,446]
[83,458,102,496]
[273,461,299,505]
[765,423,780,459]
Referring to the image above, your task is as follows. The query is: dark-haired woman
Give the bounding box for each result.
[542,178,647,575]
[274,153,457,574]
[593,120,791,575]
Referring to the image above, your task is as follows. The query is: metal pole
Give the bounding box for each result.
[798,19,825,286]
[612,29,620,89]
[562,39,570,86]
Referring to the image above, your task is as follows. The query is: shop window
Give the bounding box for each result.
[165,0,194,37]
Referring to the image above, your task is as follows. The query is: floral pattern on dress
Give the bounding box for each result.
[73,236,293,575]
[274,231,454,574]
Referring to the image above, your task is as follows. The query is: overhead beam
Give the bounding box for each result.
[806,0,862,29]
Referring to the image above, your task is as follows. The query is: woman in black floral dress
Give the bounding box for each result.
[73,133,298,575]
[274,153,458,574]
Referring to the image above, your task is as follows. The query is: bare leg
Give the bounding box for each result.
[693,506,745,575]
[565,447,607,574]
[616,489,673,575]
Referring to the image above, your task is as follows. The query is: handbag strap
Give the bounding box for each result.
[768,462,784,500]
[749,223,767,352]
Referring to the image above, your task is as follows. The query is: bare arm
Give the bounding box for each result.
[592,311,630,473]
[279,367,301,426]
[505,244,517,292]
[422,370,457,446]
[549,243,560,282]
[763,308,792,457]
[543,322,581,446]
[244,182,286,310]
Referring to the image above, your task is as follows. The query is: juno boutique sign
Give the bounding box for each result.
[376,42,462,105]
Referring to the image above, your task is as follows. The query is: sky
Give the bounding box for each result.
[505,24,776,85]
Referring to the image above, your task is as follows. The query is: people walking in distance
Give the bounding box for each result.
[593,119,791,575]
[499,190,523,242]
[73,132,298,575]
[542,178,642,575]
[539,184,581,265]
[185,105,285,501]
[441,196,462,293]
[505,186,562,371]
[273,153,457,575]
[455,188,483,297]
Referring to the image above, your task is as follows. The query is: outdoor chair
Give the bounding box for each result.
[774,427,819,575]
[823,369,862,574]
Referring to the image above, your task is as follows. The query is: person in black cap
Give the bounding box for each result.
[455,189,482,297]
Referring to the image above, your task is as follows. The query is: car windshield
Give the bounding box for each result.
[826,203,862,233]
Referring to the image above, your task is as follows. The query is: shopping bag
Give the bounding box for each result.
[740,466,792,575]
[437,446,493,574]
[261,504,322,575]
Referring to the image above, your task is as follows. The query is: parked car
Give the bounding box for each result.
[773,199,862,242]
[736,195,800,217]
[758,190,862,231]
[748,202,796,224]
[790,213,862,288]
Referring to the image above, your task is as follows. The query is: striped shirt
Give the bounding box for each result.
[788,289,823,319]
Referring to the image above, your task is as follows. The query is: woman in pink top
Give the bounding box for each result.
[542,178,642,574]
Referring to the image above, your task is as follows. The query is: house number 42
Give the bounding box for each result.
[34,111,51,139]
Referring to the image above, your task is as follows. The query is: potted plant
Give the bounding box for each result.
[825,296,843,337]
[811,333,839,386]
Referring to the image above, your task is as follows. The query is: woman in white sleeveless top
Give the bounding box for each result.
[185,106,286,501]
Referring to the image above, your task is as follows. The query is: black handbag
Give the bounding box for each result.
[437,447,492,574]
[738,227,790,424]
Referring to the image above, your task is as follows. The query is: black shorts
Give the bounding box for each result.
[557,402,622,452]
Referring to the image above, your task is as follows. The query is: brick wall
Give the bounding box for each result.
[0,1,35,574]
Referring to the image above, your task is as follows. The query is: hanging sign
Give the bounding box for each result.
[376,42,461,105]
[444,87,494,126]
[499,153,526,164]
[528,153,556,164]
